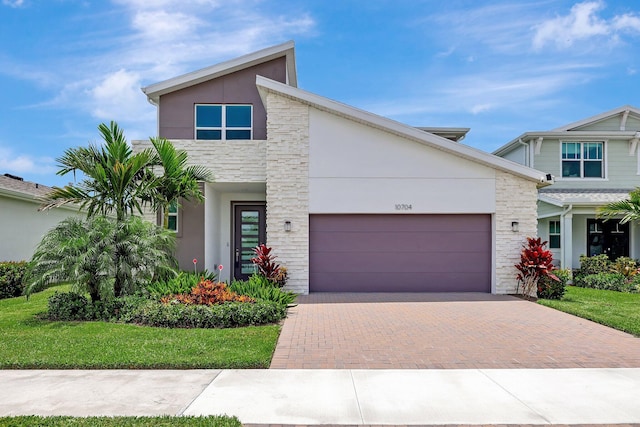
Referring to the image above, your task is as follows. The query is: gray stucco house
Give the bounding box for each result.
[494,106,640,269]
[133,41,552,294]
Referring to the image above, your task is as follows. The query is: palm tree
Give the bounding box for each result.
[597,188,640,224]
[149,137,212,228]
[25,216,176,302]
[42,121,157,221]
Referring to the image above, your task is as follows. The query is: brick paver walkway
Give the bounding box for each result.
[270,293,640,369]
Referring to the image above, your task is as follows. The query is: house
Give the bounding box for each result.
[494,106,640,269]
[133,41,552,294]
[0,173,84,261]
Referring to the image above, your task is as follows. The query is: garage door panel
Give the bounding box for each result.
[311,250,490,273]
[309,214,491,292]
[310,214,489,233]
[310,230,491,252]
[309,272,490,292]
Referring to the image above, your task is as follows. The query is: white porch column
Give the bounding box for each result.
[562,213,573,269]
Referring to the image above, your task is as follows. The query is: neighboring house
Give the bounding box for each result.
[133,41,551,294]
[0,174,84,261]
[494,106,640,269]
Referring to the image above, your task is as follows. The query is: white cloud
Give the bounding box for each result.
[532,1,640,50]
[90,69,153,123]
[2,0,25,8]
[0,146,56,175]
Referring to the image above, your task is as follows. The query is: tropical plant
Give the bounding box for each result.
[25,216,176,302]
[597,187,640,224]
[251,244,283,285]
[42,122,157,221]
[146,270,218,299]
[515,237,558,299]
[161,279,254,305]
[229,274,297,306]
[148,137,212,228]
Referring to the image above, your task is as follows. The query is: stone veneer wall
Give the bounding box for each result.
[132,139,266,183]
[494,170,539,294]
[264,92,310,294]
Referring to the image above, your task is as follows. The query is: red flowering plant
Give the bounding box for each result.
[515,237,559,300]
[251,244,287,287]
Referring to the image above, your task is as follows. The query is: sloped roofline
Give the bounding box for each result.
[493,104,640,156]
[142,41,297,105]
[256,76,551,186]
[552,105,640,131]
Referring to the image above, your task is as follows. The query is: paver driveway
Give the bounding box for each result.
[270,293,640,369]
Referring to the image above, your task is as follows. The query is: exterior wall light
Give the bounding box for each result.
[284,220,292,232]
[511,221,519,232]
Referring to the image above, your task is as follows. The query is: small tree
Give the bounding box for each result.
[515,237,558,299]
[598,187,640,224]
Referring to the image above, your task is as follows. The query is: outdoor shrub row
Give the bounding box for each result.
[46,291,286,327]
[0,261,29,300]
[573,254,640,293]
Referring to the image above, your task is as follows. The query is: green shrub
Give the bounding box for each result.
[229,274,297,306]
[146,270,217,299]
[0,261,29,300]
[578,272,627,291]
[611,256,638,278]
[574,254,611,285]
[47,291,92,321]
[537,274,566,300]
[127,299,286,328]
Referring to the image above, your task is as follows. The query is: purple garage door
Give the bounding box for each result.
[309,214,491,292]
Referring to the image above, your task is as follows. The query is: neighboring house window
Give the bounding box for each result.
[195,104,252,140]
[167,201,178,232]
[561,141,604,178]
[549,221,560,249]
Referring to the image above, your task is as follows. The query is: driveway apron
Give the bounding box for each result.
[270,293,640,369]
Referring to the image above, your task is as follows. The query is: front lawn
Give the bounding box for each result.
[538,286,640,336]
[0,286,280,369]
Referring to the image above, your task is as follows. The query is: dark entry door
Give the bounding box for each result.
[233,204,266,280]
[587,218,629,260]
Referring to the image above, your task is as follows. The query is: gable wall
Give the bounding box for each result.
[575,116,623,131]
[534,138,638,189]
[158,57,287,140]
[308,108,497,214]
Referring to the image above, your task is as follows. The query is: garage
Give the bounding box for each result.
[309,214,491,292]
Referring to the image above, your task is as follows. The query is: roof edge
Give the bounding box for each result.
[143,41,297,104]
[552,105,640,131]
[256,76,551,186]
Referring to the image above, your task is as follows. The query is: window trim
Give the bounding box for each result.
[559,140,607,180]
[194,104,253,141]
[548,220,561,249]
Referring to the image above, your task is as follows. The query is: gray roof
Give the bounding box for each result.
[0,174,53,201]
[539,188,631,206]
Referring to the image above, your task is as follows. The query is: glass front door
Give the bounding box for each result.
[233,204,266,280]
[587,219,629,260]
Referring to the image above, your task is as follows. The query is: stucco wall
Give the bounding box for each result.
[494,171,539,294]
[264,93,310,294]
[158,57,287,140]
[308,108,497,214]
[0,196,84,261]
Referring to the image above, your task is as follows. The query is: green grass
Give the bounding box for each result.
[0,415,240,426]
[0,286,280,369]
[538,286,640,336]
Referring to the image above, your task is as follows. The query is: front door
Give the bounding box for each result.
[233,204,266,281]
[587,219,629,260]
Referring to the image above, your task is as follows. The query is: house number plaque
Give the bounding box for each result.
[395,204,413,211]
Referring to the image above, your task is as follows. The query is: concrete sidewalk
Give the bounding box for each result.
[1,369,640,425]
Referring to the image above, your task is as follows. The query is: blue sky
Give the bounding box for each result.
[2,0,640,186]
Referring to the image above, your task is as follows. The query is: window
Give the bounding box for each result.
[549,221,560,249]
[195,104,252,140]
[167,201,178,232]
[561,141,604,178]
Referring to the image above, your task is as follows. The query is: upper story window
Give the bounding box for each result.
[561,141,604,178]
[195,104,252,140]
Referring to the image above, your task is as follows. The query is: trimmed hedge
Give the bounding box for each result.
[45,291,287,328]
[0,261,29,300]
